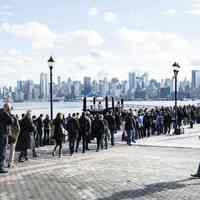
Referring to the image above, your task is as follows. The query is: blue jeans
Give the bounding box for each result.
[132,129,136,142]
[127,130,132,145]
[0,135,7,169]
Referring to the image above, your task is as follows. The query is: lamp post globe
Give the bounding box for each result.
[48,56,55,121]
[48,56,55,69]
[172,62,180,135]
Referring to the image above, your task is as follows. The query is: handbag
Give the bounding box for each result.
[8,135,16,144]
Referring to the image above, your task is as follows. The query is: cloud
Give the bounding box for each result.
[1,5,13,10]
[0,11,13,16]
[116,27,195,79]
[59,30,104,47]
[161,9,177,16]
[103,12,117,23]
[185,0,200,15]
[88,7,99,16]
[185,9,200,15]
[0,22,56,49]
[0,48,34,85]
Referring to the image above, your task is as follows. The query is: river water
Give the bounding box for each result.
[5,100,200,117]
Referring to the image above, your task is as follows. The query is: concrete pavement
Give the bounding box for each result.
[0,139,200,200]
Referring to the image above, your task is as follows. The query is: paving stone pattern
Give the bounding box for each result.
[0,144,200,200]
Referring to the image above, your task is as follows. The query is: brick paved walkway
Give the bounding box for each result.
[0,143,200,200]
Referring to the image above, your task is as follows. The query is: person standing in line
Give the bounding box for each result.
[86,111,92,151]
[105,111,116,146]
[52,113,65,158]
[125,113,134,146]
[43,114,51,145]
[102,117,110,150]
[36,114,44,147]
[143,111,151,137]
[17,110,37,162]
[0,103,13,174]
[8,115,20,168]
[92,114,105,152]
[137,111,144,138]
[76,112,90,153]
[32,115,38,146]
[66,113,79,155]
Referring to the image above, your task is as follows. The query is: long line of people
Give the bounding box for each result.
[0,103,200,173]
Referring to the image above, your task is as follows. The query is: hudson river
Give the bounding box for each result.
[5,100,200,116]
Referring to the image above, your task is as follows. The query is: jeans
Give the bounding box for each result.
[127,130,132,145]
[76,133,87,153]
[43,129,50,145]
[0,135,7,169]
[8,143,16,166]
[96,135,103,151]
[132,129,136,142]
[110,130,115,146]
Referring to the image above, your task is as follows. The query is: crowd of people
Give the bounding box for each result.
[0,102,200,174]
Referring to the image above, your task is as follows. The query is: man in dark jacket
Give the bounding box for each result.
[143,112,151,137]
[125,113,134,146]
[66,113,79,155]
[76,112,90,153]
[36,114,43,147]
[92,114,105,152]
[43,114,50,145]
[0,103,13,173]
[17,110,36,162]
[105,111,116,146]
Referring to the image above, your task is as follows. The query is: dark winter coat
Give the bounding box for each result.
[105,115,116,131]
[92,118,105,138]
[66,118,79,140]
[16,116,36,151]
[79,116,90,136]
[0,109,13,137]
[125,116,134,131]
[53,118,65,143]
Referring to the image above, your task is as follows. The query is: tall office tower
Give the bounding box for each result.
[40,73,45,99]
[129,72,136,91]
[92,80,98,95]
[73,81,81,97]
[24,80,34,101]
[142,72,149,88]
[192,70,200,89]
[83,77,92,96]
[44,73,48,100]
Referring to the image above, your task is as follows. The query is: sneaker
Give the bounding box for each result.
[52,151,55,157]
[33,153,38,158]
[18,158,25,162]
[59,154,62,158]
[191,174,200,178]
[25,157,29,161]
[8,163,14,168]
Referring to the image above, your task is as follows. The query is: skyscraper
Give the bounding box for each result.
[83,77,92,96]
[192,70,200,89]
[40,73,48,100]
[129,72,136,92]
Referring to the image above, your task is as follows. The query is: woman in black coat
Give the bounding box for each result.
[16,110,36,162]
[52,113,65,158]
[92,114,105,152]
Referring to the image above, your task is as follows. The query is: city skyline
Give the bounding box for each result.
[1,0,200,86]
[1,70,200,102]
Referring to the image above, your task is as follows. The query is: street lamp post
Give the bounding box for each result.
[48,56,55,121]
[172,62,180,135]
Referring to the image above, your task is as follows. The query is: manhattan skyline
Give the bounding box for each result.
[1,0,200,86]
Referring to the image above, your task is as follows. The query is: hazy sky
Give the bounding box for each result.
[0,0,200,86]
